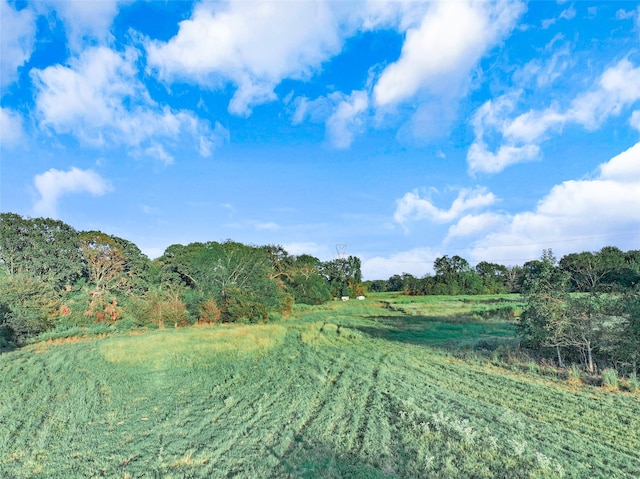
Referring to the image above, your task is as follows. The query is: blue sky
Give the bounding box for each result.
[1,0,639,279]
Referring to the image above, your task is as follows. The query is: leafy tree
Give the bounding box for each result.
[0,213,84,290]
[433,255,481,295]
[519,249,571,365]
[0,274,60,343]
[552,294,617,373]
[320,256,362,297]
[560,250,618,292]
[475,261,507,294]
[79,231,125,293]
[110,235,151,296]
[155,241,282,322]
[286,256,331,305]
[606,291,640,374]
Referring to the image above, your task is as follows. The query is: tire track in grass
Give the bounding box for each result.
[283,350,350,452]
[398,352,640,458]
[382,347,640,478]
[355,352,397,472]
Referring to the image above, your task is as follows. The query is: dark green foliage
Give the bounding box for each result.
[0,274,60,343]
[0,213,84,290]
[320,255,362,297]
[288,271,331,305]
[155,240,283,322]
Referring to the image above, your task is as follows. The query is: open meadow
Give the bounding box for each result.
[1,295,639,478]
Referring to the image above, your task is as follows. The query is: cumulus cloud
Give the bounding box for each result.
[146,1,344,116]
[446,212,508,240]
[1,0,36,87]
[48,0,121,50]
[373,1,524,107]
[468,142,640,264]
[31,46,226,158]
[394,187,497,226]
[33,167,112,217]
[0,107,25,147]
[293,90,369,148]
[468,58,640,173]
[325,91,369,149]
[362,247,440,280]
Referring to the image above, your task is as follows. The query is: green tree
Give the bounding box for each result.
[0,213,84,290]
[0,274,59,343]
[519,249,571,365]
[320,256,362,297]
[560,250,617,292]
[475,261,507,294]
[155,241,282,322]
[433,255,481,295]
[79,231,126,293]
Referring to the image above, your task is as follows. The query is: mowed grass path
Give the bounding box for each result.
[1,297,639,478]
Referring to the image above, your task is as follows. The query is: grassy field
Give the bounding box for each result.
[1,295,638,478]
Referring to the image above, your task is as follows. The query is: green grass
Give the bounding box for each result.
[1,295,638,478]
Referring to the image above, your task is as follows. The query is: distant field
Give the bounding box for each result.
[1,295,638,478]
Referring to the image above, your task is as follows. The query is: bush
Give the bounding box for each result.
[568,364,581,383]
[602,369,619,390]
[629,373,639,392]
[0,274,60,343]
[198,299,221,324]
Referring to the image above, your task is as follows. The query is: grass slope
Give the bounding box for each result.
[1,296,638,478]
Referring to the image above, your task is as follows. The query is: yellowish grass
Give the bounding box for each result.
[100,324,286,367]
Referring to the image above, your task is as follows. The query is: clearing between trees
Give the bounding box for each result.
[1,295,638,478]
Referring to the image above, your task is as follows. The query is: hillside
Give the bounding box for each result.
[1,296,639,478]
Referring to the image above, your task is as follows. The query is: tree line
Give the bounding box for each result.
[0,213,362,346]
[364,247,640,296]
[1,212,638,377]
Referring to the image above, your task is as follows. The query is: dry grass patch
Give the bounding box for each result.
[100,324,286,367]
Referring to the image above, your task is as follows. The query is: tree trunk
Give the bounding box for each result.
[556,346,564,368]
[586,345,595,374]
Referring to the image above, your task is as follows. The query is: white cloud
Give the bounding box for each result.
[0,107,25,147]
[568,59,640,129]
[33,167,112,217]
[559,5,576,21]
[631,110,640,131]
[362,247,440,280]
[467,142,539,174]
[615,9,636,20]
[293,90,369,148]
[468,58,640,173]
[144,144,174,165]
[48,0,121,51]
[513,40,572,88]
[446,212,508,240]
[374,1,524,106]
[146,1,344,116]
[394,187,497,225]
[31,46,225,157]
[326,90,369,149]
[0,0,36,87]
[468,142,640,265]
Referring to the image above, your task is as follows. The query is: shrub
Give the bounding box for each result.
[568,364,581,383]
[601,369,619,390]
[0,274,59,343]
[198,299,221,324]
[629,373,639,393]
